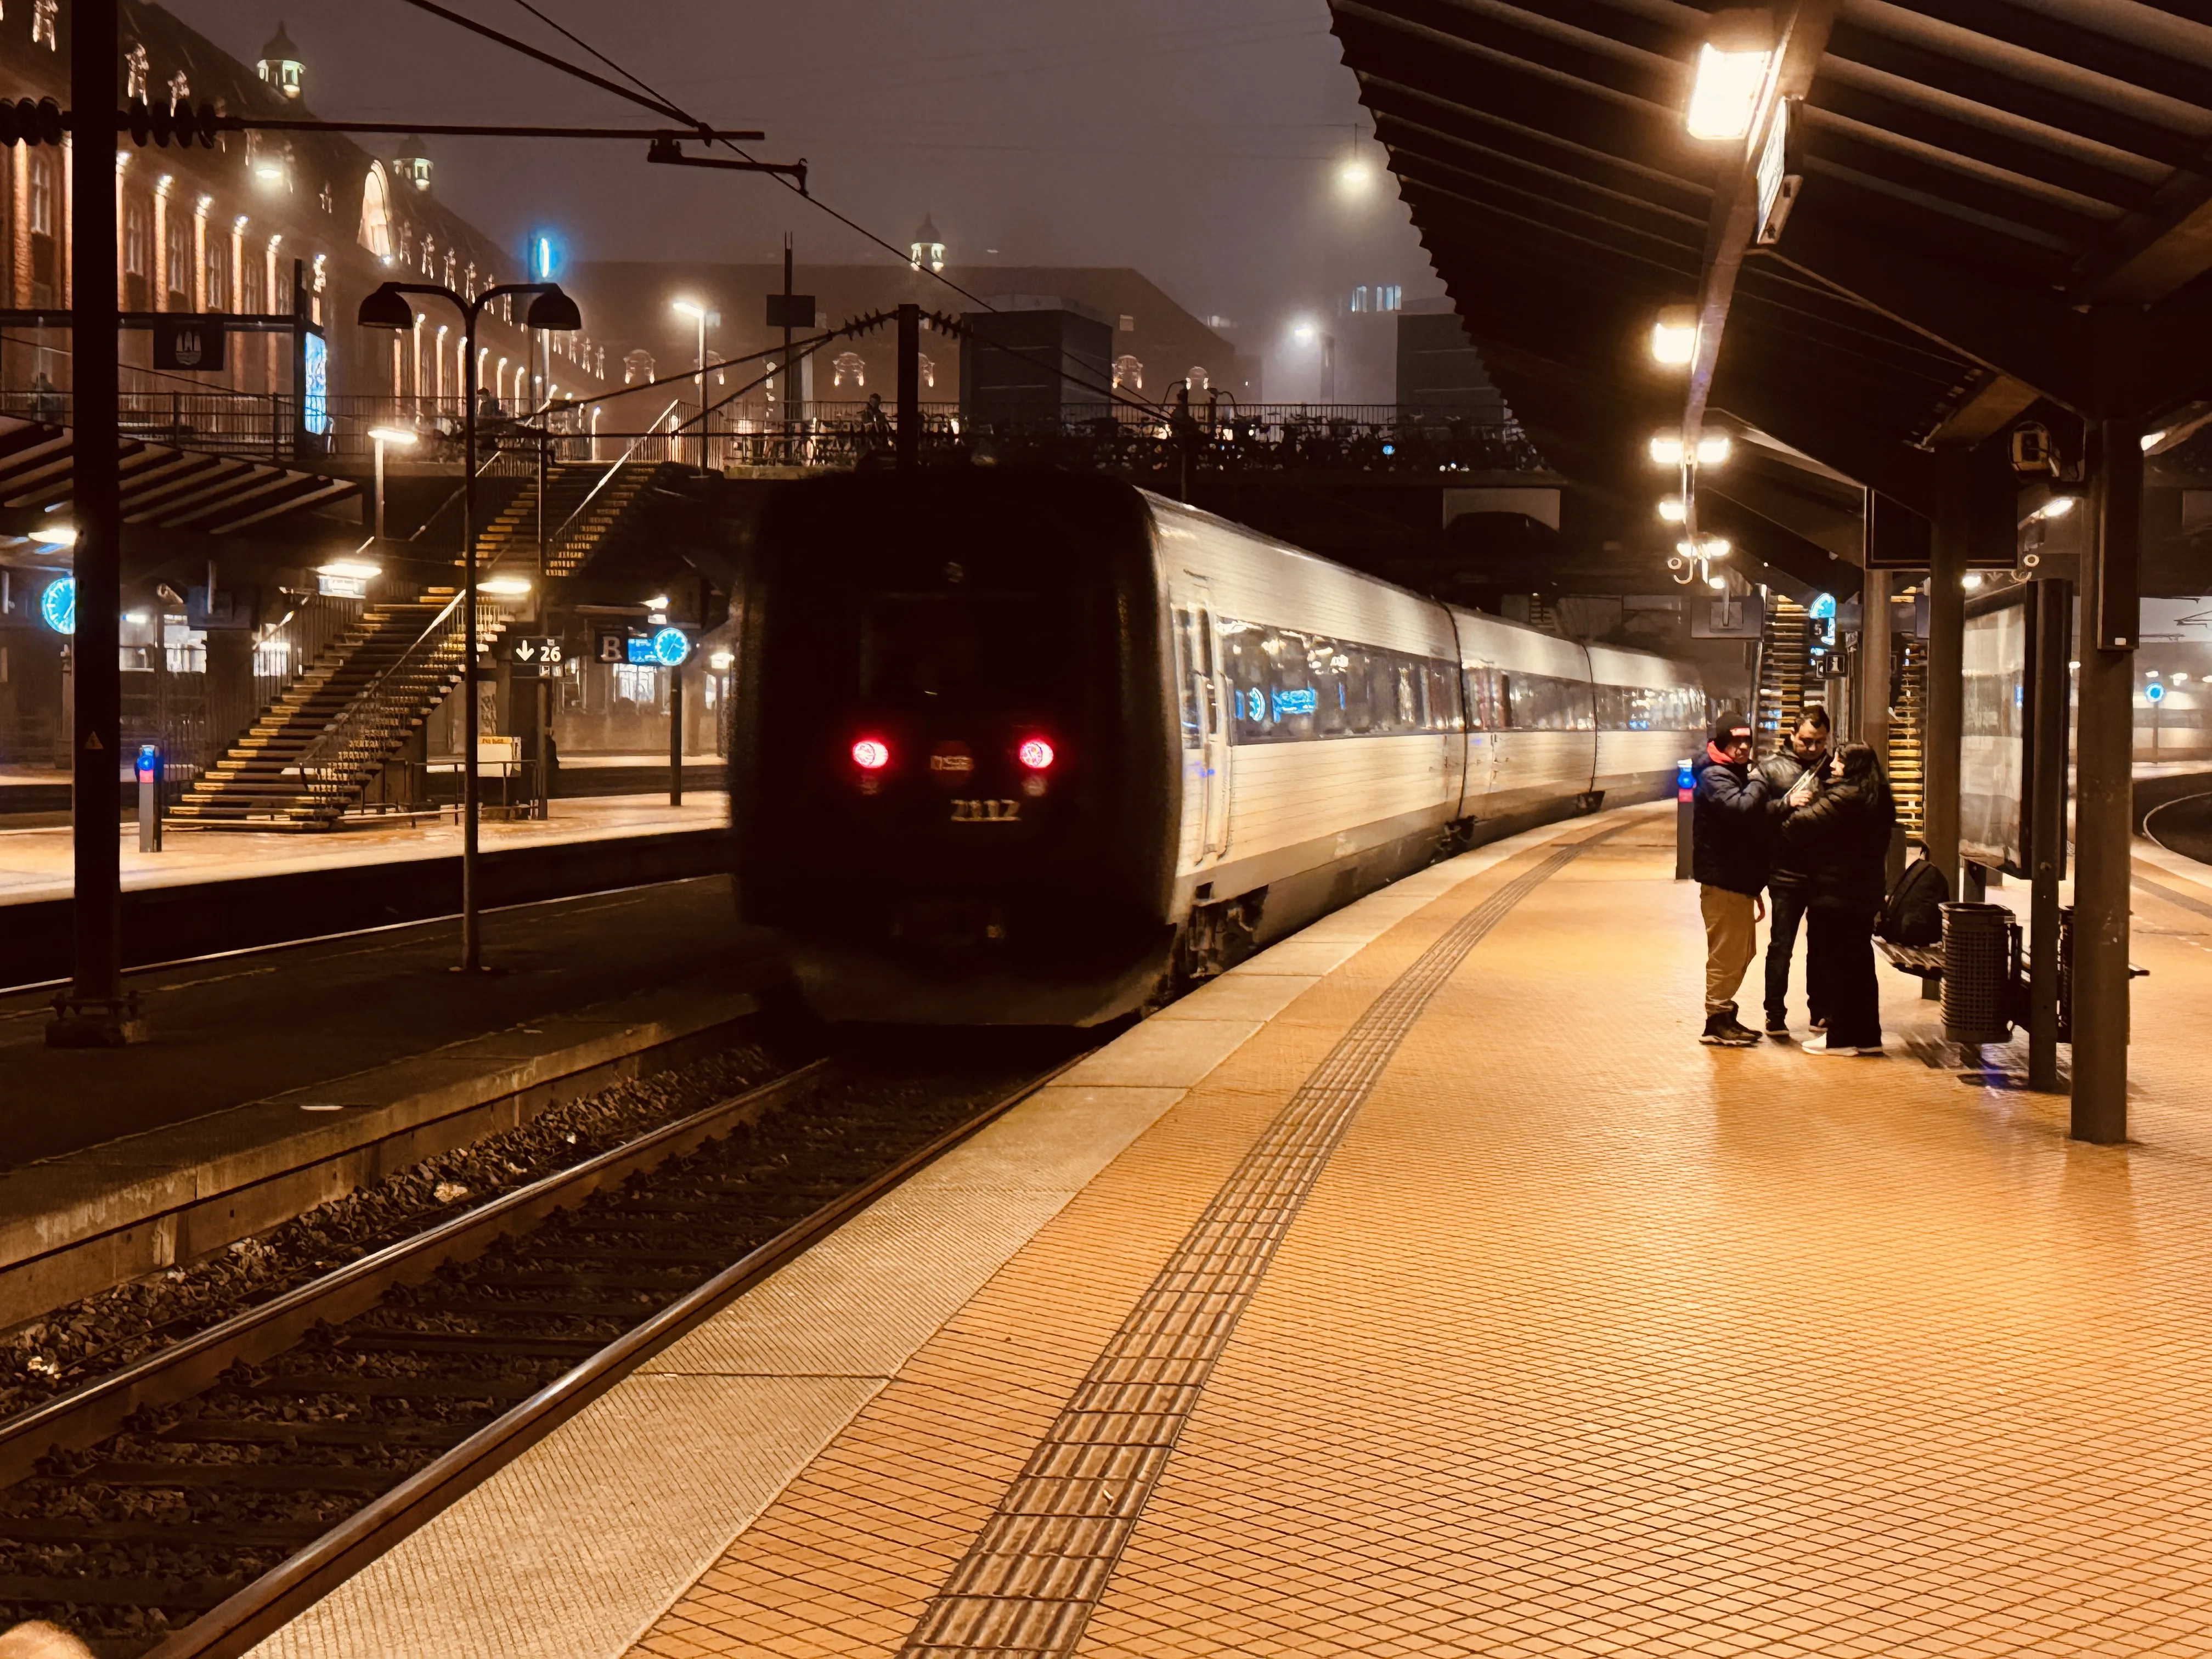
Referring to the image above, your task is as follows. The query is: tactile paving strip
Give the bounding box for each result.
[896,830,1618,1658]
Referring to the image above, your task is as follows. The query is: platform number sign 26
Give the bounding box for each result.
[506,637,563,676]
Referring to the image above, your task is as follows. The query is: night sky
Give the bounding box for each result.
[167,1,1444,398]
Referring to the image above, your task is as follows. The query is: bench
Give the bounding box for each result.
[1878,938,2147,982]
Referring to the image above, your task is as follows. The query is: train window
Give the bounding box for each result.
[1171,608,1204,751]
[1217,616,1457,745]
[858,591,1074,706]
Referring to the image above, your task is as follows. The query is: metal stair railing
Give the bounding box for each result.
[541,399,681,575]
[286,580,521,812]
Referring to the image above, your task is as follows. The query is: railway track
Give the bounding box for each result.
[0,1042,1082,1659]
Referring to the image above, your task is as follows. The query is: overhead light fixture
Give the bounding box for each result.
[366,425,417,448]
[1963,572,1985,590]
[481,575,533,597]
[2039,494,2078,520]
[1677,536,1730,559]
[1649,430,1684,466]
[1658,496,1687,523]
[123,610,149,625]
[1696,432,1732,466]
[1685,14,1775,142]
[1650,305,1699,367]
[2141,430,2166,452]
[33,523,75,547]
[671,297,706,321]
[1336,157,1373,193]
[708,651,734,670]
[646,594,669,609]
[1707,573,1729,590]
[318,560,381,580]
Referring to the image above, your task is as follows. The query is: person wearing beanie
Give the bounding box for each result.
[1692,711,1769,1046]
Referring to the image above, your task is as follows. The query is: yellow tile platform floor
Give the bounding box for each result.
[253,804,2212,1658]
[629,811,2212,1659]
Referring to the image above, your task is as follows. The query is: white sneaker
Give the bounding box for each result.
[1803,1034,1880,1056]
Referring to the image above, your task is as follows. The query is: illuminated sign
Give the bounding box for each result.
[2147,681,2166,704]
[624,627,693,667]
[303,333,331,435]
[1271,686,1318,718]
[39,575,74,634]
[1754,97,1802,247]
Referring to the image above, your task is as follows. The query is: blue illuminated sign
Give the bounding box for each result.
[2147,681,2167,704]
[1244,688,1266,721]
[302,333,331,436]
[136,743,160,781]
[1271,686,1317,719]
[1809,592,1837,621]
[627,628,693,668]
[39,576,74,635]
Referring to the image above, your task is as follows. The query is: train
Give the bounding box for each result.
[730,471,1707,1024]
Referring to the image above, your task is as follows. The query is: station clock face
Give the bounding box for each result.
[40,576,74,635]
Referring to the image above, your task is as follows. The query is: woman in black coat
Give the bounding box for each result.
[1778,743,1897,1055]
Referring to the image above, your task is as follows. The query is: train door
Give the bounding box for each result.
[1180,582,1231,860]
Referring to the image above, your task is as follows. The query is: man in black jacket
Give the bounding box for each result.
[1757,706,1832,1039]
[1692,711,1768,1046]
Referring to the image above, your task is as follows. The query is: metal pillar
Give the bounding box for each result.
[896,303,920,472]
[2073,407,2141,1143]
[460,310,485,973]
[52,0,143,1046]
[1857,566,1891,757]
[2028,577,2071,1094]
[1923,447,1969,889]
[668,661,685,806]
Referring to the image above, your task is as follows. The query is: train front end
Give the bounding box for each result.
[733,472,1180,1024]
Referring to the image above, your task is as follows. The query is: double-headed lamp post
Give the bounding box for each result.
[366,424,417,541]
[359,278,581,973]
[671,297,717,469]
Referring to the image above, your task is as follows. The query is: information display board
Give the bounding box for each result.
[1960,586,2035,877]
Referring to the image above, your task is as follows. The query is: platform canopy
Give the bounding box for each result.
[1327,0,2212,591]
[0,416,358,545]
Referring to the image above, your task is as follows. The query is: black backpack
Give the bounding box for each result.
[1880,856,1948,946]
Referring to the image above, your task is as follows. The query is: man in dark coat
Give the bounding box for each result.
[1692,711,1768,1046]
[1778,743,1897,1055]
[1757,705,1832,1037]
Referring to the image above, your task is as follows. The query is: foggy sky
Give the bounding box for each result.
[167,1,1443,397]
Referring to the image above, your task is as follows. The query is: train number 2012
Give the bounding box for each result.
[950,798,1022,823]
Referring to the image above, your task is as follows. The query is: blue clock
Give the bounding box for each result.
[2147,681,2166,704]
[40,576,74,635]
[648,625,691,667]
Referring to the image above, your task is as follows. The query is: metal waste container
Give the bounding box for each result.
[1940,901,2013,1045]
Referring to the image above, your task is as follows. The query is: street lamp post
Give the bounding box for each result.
[360,278,580,973]
[671,298,716,469]
[367,424,417,540]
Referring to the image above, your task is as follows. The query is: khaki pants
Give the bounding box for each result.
[1700,886,1758,1017]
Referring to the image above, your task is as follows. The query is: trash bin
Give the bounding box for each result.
[1940,901,2013,1045]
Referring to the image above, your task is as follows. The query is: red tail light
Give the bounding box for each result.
[1018,737,1055,770]
[851,738,891,770]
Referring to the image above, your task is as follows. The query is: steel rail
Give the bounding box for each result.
[146,1054,1086,1659]
[0,1059,833,1490]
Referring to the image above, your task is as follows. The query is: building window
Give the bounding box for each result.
[1350,285,1368,313]
[242,252,265,314]
[205,236,230,313]
[1118,314,1136,332]
[1113,353,1143,392]
[29,153,53,238]
[125,43,149,100]
[917,353,935,391]
[166,70,190,106]
[358,163,393,262]
[1379,284,1402,312]
[31,0,57,50]
[166,215,191,308]
[831,351,865,390]
[123,198,151,311]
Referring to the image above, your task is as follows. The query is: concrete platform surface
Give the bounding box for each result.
[0,794,729,907]
[0,874,775,1172]
[241,804,2212,1659]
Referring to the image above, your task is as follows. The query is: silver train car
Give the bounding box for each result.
[732,472,1705,1024]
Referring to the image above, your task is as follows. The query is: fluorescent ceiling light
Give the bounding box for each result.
[1649,430,1684,466]
[1695,432,1733,466]
[1686,42,1773,141]
[1650,306,1699,366]
[481,575,533,596]
[2040,494,2077,520]
[1657,496,1686,523]
[34,523,75,546]
[318,560,381,580]
[367,425,418,447]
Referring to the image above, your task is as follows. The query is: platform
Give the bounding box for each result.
[0,792,726,908]
[234,804,2212,1659]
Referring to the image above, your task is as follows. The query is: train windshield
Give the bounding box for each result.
[858,590,1079,707]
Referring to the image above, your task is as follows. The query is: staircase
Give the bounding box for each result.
[477,460,663,579]
[170,589,520,829]
[1888,632,1928,840]
[1752,594,1813,755]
